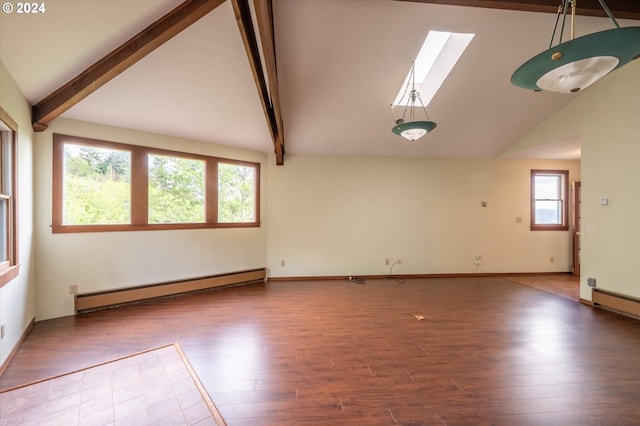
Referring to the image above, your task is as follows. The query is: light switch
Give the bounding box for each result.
[600,197,610,206]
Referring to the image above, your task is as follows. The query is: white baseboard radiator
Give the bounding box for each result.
[75,268,266,314]
[592,288,640,319]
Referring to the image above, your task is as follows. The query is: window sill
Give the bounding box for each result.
[530,225,569,231]
[0,264,20,288]
[51,222,261,234]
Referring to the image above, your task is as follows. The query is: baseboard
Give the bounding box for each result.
[579,298,593,307]
[75,268,266,314]
[0,317,35,378]
[592,288,640,319]
[267,272,572,282]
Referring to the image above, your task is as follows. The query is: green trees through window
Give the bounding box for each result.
[64,145,131,225]
[218,163,256,223]
[53,134,260,233]
[148,154,205,224]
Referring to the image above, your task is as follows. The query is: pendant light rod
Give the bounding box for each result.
[548,4,563,49]
[598,0,620,28]
[571,0,576,40]
[559,0,569,44]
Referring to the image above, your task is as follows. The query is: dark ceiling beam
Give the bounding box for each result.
[232,0,284,165]
[394,0,640,20]
[253,0,285,166]
[31,0,226,132]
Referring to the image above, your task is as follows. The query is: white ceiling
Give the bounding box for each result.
[1,0,637,160]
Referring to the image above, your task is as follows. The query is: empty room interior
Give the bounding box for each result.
[1,0,640,424]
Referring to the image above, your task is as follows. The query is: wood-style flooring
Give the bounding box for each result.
[0,343,225,425]
[2,276,640,425]
[503,274,580,301]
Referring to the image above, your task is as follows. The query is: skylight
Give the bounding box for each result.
[393,31,475,107]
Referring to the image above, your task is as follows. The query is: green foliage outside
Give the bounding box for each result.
[148,154,205,223]
[218,163,255,222]
[63,144,255,225]
[63,146,131,224]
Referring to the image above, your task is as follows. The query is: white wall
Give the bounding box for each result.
[267,154,579,277]
[0,62,36,367]
[507,59,640,301]
[33,118,268,320]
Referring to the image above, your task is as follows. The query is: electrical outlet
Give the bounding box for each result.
[69,284,78,295]
[281,260,285,267]
[550,256,555,263]
[1,324,5,339]
[385,259,390,265]
[587,277,597,288]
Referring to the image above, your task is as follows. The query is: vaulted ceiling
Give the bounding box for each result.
[1,0,638,164]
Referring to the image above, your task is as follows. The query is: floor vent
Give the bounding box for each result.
[592,288,640,319]
[75,268,266,314]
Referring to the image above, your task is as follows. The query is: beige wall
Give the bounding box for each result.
[267,154,580,277]
[33,118,268,320]
[14,57,636,332]
[0,61,36,367]
[507,60,640,300]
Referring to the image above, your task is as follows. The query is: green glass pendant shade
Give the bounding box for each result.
[392,120,437,141]
[512,27,640,93]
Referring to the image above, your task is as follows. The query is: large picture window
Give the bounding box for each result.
[52,134,260,233]
[0,108,19,286]
[530,169,569,231]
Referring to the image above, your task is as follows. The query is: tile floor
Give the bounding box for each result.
[0,343,225,426]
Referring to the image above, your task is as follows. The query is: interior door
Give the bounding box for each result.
[572,181,581,276]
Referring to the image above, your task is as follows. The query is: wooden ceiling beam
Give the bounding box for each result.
[232,0,284,165]
[394,0,640,20]
[31,0,226,132]
[253,0,285,166]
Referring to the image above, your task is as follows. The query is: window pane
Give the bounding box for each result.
[1,131,12,195]
[535,200,562,224]
[534,175,560,199]
[148,154,205,224]
[0,197,7,267]
[63,144,131,225]
[218,163,256,223]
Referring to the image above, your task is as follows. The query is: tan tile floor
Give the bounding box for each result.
[0,343,226,426]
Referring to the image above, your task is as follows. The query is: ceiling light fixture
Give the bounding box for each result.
[511,0,640,93]
[391,63,436,141]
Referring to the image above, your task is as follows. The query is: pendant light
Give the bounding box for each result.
[511,0,640,93]
[391,63,436,141]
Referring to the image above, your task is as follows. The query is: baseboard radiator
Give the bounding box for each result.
[75,268,266,314]
[592,288,640,319]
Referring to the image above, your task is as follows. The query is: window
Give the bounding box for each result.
[52,134,260,233]
[148,154,205,224]
[531,169,569,231]
[218,162,256,223]
[63,143,131,225]
[0,107,19,286]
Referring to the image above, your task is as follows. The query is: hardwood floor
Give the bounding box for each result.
[502,274,580,301]
[2,277,640,425]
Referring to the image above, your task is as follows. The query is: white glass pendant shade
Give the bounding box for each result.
[536,56,619,93]
[401,128,428,141]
